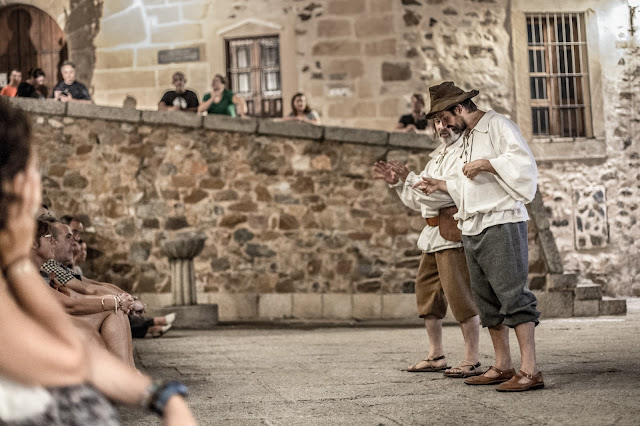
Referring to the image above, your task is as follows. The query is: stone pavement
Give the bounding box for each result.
[120,299,640,425]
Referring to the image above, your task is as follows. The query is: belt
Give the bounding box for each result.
[425,217,439,227]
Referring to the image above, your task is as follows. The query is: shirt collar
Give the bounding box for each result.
[469,110,496,134]
[428,137,464,158]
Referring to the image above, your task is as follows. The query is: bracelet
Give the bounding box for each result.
[2,255,32,277]
[144,380,188,416]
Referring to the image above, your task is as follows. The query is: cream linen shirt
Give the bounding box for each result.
[392,137,465,253]
[445,110,538,236]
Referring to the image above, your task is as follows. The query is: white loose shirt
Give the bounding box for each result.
[445,110,538,236]
[392,137,465,253]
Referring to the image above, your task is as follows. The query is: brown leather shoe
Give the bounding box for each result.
[496,370,544,392]
[464,366,516,385]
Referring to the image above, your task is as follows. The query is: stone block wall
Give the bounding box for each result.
[10,97,557,320]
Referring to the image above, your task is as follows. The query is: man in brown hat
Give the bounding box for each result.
[414,81,543,392]
[373,123,481,379]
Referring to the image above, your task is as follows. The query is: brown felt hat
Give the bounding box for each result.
[425,81,479,119]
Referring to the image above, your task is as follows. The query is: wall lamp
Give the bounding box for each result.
[630,0,640,36]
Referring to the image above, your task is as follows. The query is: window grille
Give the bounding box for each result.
[526,13,592,138]
[226,36,282,118]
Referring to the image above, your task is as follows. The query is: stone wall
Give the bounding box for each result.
[9,97,562,320]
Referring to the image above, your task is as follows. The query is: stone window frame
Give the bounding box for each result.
[205,17,298,119]
[511,2,606,161]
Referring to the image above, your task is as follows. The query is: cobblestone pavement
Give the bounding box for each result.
[121,299,640,426]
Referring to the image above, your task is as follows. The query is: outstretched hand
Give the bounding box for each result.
[386,160,410,181]
[412,177,446,195]
[0,164,41,266]
[372,161,399,184]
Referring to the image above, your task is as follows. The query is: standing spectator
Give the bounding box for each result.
[51,61,92,103]
[280,93,321,124]
[198,74,246,117]
[395,93,428,133]
[16,68,45,99]
[158,71,199,112]
[0,69,21,97]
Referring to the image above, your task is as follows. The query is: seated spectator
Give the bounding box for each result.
[34,217,137,367]
[395,93,428,133]
[158,71,199,112]
[0,97,196,425]
[54,214,176,339]
[280,92,321,125]
[16,68,46,99]
[0,69,21,97]
[198,74,246,117]
[73,239,87,275]
[51,61,92,103]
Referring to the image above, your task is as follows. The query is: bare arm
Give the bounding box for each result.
[158,101,178,111]
[197,97,214,113]
[232,94,246,118]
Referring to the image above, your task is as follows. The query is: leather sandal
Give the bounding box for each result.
[406,355,449,372]
[464,366,516,385]
[496,370,544,392]
[443,361,482,378]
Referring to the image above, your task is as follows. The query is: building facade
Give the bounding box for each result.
[1,0,639,299]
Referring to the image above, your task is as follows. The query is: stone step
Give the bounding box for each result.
[545,273,578,292]
[600,297,627,316]
[574,283,603,301]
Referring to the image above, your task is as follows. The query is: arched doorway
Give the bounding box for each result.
[0,4,67,97]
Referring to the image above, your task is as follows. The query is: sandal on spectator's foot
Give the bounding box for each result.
[496,370,544,392]
[406,355,449,372]
[464,366,515,385]
[443,361,482,378]
[151,324,172,338]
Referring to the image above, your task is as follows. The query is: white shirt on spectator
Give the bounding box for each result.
[445,110,538,236]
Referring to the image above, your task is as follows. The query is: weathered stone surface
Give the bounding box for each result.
[63,172,89,189]
[203,115,258,133]
[219,214,247,228]
[257,119,323,140]
[534,291,573,319]
[67,103,140,123]
[389,132,439,150]
[8,97,66,115]
[312,40,361,56]
[381,62,411,81]
[537,230,564,274]
[259,294,293,318]
[574,300,600,317]
[574,284,603,301]
[355,16,394,38]
[165,216,189,230]
[292,294,323,318]
[95,7,146,48]
[324,126,388,146]
[327,0,366,14]
[599,298,627,316]
[322,294,352,319]
[364,39,397,56]
[317,19,352,38]
[352,294,382,318]
[141,110,202,128]
[546,273,578,292]
[381,294,417,318]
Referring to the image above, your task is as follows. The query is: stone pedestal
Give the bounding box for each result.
[161,232,218,329]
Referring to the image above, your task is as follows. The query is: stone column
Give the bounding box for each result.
[162,235,205,305]
[159,232,218,329]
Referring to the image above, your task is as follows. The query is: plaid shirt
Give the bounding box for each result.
[40,259,81,285]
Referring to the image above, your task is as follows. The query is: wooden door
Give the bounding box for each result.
[0,4,67,97]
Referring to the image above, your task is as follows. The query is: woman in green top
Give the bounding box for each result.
[198,74,246,117]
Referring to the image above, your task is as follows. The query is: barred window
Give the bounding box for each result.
[226,36,282,118]
[526,13,592,138]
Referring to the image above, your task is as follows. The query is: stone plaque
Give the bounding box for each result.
[572,185,609,249]
[158,47,200,64]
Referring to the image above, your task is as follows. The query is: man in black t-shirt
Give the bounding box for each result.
[158,72,199,112]
[51,61,92,103]
[396,93,428,133]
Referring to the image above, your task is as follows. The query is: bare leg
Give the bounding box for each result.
[101,313,135,367]
[153,316,167,326]
[481,324,512,378]
[71,317,106,349]
[460,315,480,364]
[514,321,538,378]
[408,315,447,370]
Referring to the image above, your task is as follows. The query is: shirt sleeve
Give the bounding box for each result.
[487,117,538,203]
[394,168,455,214]
[187,91,199,107]
[159,91,172,105]
[78,83,92,101]
[40,260,76,285]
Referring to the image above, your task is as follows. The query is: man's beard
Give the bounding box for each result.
[439,128,463,145]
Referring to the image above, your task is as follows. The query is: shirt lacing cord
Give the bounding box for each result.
[460,131,475,164]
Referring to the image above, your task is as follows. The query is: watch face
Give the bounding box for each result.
[173,96,188,109]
